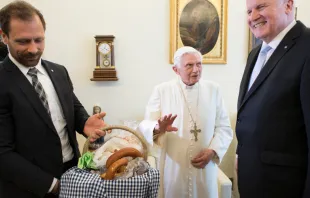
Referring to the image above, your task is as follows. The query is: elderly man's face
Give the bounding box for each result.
[246,0,293,43]
[173,53,202,86]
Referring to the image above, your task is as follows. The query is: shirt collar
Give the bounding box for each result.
[178,77,199,90]
[9,53,45,76]
[262,20,296,50]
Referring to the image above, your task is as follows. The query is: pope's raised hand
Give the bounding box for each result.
[155,114,178,133]
[83,112,108,142]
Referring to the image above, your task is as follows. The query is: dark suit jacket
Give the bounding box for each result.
[236,21,310,198]
[0,57,89,197]
[0,42,8,62]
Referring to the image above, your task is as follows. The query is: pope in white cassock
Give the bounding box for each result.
[138,46,233,198]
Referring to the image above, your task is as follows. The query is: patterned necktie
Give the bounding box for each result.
[248,45,272,90]
[27,68,51,116]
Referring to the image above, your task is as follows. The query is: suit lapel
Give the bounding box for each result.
[4,58,57,133]
[237,47,260,109]
[238,21,304,112]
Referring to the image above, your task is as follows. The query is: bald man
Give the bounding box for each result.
[236,0,310,197]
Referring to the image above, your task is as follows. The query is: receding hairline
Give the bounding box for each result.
[0,1,46,35]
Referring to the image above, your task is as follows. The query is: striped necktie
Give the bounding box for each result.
[27,67,51,116]
[248,45,272,91]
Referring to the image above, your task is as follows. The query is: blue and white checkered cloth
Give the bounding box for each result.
[59,167,160,198]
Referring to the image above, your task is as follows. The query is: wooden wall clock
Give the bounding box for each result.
[91,35,118,81]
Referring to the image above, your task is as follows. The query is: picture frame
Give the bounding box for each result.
[170,0,227,64]
[248,30,262,52]
[248,7,298,52]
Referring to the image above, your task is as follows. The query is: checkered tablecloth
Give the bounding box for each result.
[59,166,160,198]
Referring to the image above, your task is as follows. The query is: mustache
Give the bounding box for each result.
[23,52,41,59]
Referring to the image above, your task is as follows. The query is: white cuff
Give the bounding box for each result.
[138,120,157,145]
[48,178,58,193]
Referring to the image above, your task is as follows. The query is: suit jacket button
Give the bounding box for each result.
[237,118,241,123]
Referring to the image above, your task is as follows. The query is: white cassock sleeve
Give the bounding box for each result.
[208,86,233,164]
[138,86,161,146]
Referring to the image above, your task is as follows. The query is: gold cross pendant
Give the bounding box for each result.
[190,123,201,141]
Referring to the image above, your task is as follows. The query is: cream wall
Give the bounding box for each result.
[0,0,248,121]
[1,0,310,195]
[2,0,309,124]
[1,0,307,122]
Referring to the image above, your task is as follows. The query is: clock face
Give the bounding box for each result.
[98,43,111,54]
[103,59,110,67]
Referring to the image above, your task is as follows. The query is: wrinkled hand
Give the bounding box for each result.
[84,112,108,142]
[155,114,178,133]
[191,149,215,169]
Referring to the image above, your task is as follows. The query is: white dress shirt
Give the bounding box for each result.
[9,53,74,192]
[248,20,296,91]
[262,20,296,62]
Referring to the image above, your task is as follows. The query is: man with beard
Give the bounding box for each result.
[236,0,310,197]
[139,46,233,198]
[0,1,108,197]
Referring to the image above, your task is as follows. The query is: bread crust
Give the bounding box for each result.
[102,157,129,180]
[106,147,143,168]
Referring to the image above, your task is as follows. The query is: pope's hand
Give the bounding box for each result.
[155,114,178,133]
[84,112,108,142]
[191,149,215,169]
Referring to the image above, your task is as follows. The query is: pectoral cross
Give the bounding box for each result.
[190,123,201,141]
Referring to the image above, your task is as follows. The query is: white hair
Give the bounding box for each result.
[173,46,202,68]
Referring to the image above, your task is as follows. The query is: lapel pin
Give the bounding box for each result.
[284,46,287,49]
[51,69,54,72]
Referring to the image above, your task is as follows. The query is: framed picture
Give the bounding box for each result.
[170,0,227,64]
[248,30,263,52]
[248,7,298,52]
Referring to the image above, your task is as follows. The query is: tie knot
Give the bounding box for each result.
[260,45,272,54]
[27,67,38,77]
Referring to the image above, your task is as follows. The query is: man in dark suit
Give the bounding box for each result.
[0,42,8,61]
[236,0,310,197]
[0,2,107,197]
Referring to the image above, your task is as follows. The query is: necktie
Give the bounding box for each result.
[248,45,272,90]
[27,68,51,116]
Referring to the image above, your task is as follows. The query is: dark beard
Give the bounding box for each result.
[18,52,42,67]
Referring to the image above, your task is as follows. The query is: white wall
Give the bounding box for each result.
[1,0,309,122]
[0,0,245,122]
[1,0,310,190]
